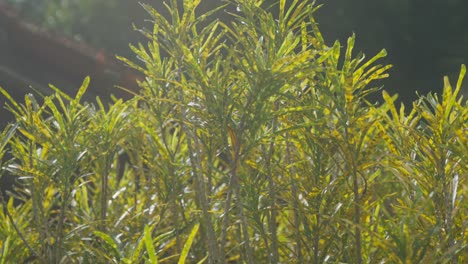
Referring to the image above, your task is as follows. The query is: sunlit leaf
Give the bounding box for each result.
[178,223,200,264]
[144,225,159,264]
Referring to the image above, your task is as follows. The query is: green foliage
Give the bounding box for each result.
[0,0,467,263]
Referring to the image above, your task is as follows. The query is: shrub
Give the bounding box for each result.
[0,0,467,263]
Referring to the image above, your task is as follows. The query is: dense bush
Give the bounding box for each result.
[1,0,467,263]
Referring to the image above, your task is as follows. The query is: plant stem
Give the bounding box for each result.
[265,114,279,263]
[176,76,221,263]
[99,159,110,231]
[352,172,362,264]
[286,140,303,262]
[230,121,254,264]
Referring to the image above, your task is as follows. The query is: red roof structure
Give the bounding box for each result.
[0,3,141,125]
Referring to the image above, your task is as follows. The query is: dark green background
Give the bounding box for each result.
[4,0,468,104]
[315,0,468,104]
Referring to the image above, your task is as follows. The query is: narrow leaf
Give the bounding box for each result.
[144,225,159,264]
[178,223,200,264]
[74,76,90,104]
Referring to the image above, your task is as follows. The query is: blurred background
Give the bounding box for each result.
[315,0,468,104]
[1,0,467,106]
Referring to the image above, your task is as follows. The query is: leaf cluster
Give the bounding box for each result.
[0,0,467,263]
